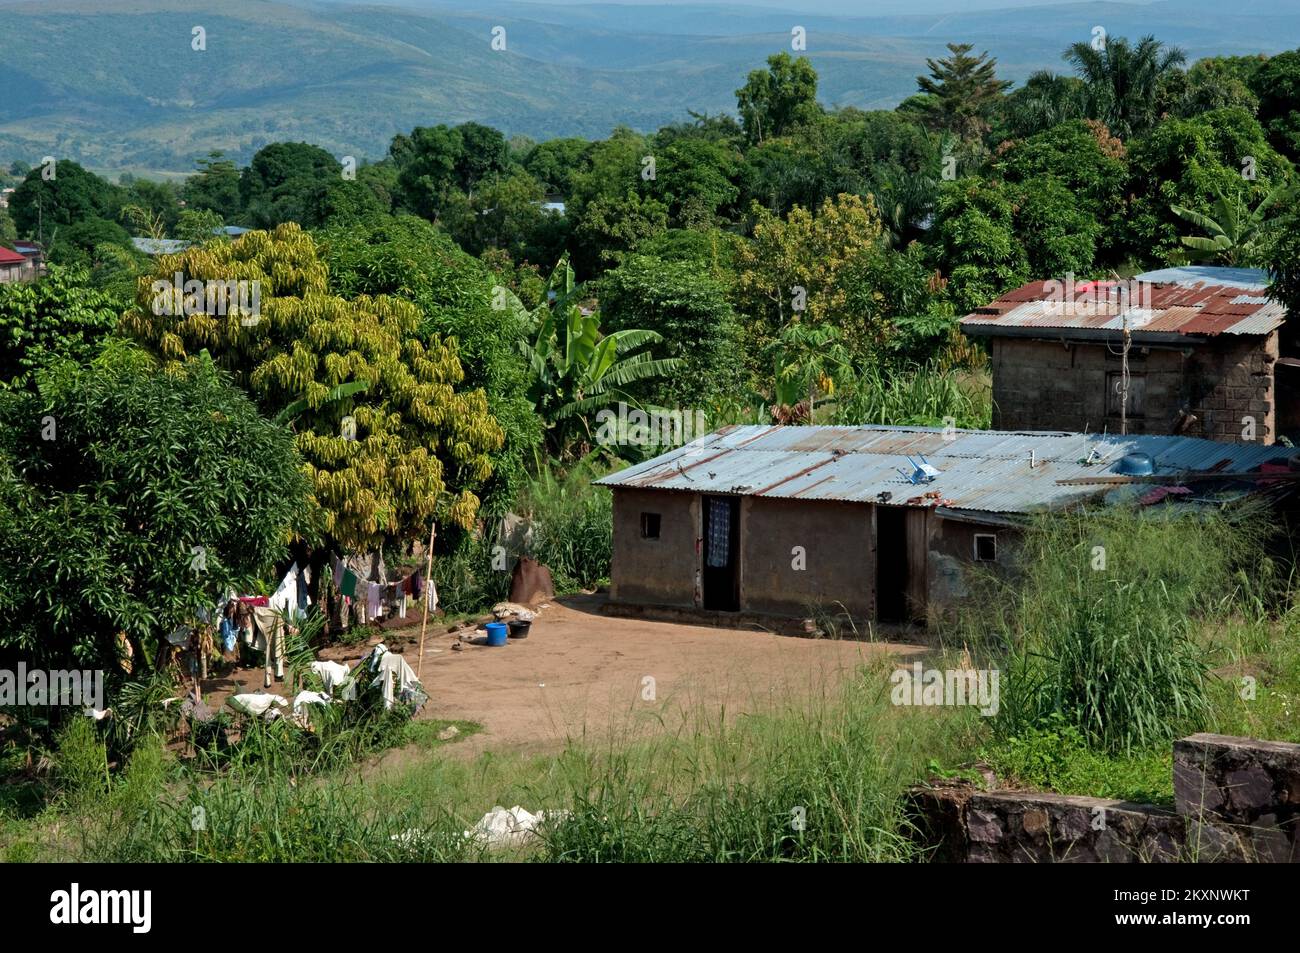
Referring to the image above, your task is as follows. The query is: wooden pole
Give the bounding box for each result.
[417,520,436,679]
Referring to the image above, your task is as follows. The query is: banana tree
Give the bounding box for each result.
[1171,184,1290,267]
[506,255,681,452]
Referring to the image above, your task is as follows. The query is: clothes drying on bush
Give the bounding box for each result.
[227,693,288,719]
[310,660,351,693]
[347,644,427,712]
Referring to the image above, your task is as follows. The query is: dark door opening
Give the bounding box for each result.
[702,495,740,611]
[876,506,909,623]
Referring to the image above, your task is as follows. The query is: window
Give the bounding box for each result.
[1106,371,1146,418]
[974,533,997,562]
[640,512,661,539]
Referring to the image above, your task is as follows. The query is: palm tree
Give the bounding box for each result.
[766,322,853,424]
[1064,34,1185,139]
[1002,71,1089,139]
[1171,184,1290,266]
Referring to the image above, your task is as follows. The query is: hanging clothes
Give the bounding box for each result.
[366,582,382,622]
[250,606,287,685]
[340,568,359,599]
[296,564,312,614]
[269,563,299,621]
[219,616,240,653]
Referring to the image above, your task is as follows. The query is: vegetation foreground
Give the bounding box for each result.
[3,509,1297,863]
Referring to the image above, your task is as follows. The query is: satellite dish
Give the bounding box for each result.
[897,454,941,484]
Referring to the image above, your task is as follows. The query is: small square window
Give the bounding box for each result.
[640,512,661,539]
[974,534,997,562]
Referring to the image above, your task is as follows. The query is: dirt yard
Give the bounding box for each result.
[412,595,923,754]
[199,594,925,757]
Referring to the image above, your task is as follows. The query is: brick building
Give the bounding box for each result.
[596,425,1291,626]
[961,267,1294,443]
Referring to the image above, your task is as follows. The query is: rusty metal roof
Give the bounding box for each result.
[961,267,1284,340]
[596,425,1292,514]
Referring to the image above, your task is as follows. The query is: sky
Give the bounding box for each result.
[318,0,1152,14]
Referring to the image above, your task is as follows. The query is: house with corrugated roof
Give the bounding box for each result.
[961,266,1293,443]
[596,424,1294,625]
[0,245,35,283]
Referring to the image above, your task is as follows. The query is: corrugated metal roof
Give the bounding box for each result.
[1136,266,1269,290]
[596,425,1292,514]
[961,267,1284,339]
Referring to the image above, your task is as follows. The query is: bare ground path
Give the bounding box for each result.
[411,594,925,757]
[199,594,926,760]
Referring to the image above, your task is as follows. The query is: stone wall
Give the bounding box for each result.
[1174,733,1300,862]
[906,733,1300,862]
[988,334,1277,443]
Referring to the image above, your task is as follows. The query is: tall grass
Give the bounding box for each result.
[430,455,614,614]
[538,663,973,862]
[958,506,1272,754]
[430,534,512,616]
[832,362,991,429]
[516,455,613,592]
[8,655,976,863]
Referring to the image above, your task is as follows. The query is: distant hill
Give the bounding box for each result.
[0,0,1296,175]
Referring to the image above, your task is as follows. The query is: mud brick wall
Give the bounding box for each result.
[1174,734,1300,863]
[906,734,1300,862]
[988,334,1277,443]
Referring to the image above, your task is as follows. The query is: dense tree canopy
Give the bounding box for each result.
[1126,107,1293,260]
[929,177,1028,314]
[0,265,124,391]
[735,53,822,145]
[9,160,122,241]
[318,215,542,514]
[120,224,503,550]
[0,347,312,671]
[598,253,743,410]
[240,142,343,228]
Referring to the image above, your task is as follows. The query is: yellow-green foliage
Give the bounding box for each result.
[121,224,503,549]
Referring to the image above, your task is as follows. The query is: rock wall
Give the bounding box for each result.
[906,734,1300,862]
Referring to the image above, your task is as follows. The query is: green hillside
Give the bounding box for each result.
[1,0,1297,173]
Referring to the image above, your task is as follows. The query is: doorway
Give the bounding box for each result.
[702,495,740,611]
[875,506,909,623]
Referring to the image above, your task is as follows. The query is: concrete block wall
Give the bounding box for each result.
[906,734,1300,862]
[989,335,1276,443]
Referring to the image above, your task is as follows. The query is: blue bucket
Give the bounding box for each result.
[485,622,508,646]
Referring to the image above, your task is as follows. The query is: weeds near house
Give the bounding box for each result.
[981,713,1174,805]
[516,454,614,591]
[959,506,1272,754]
[540,665,971,862]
